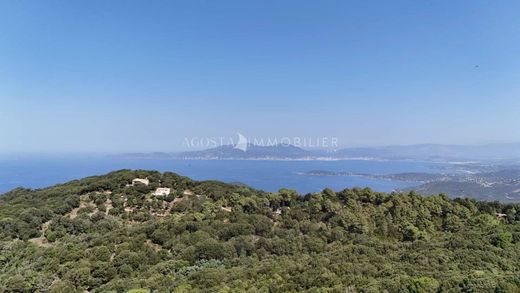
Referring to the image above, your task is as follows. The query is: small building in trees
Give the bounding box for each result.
[132,178,150,186]
[153,187,171,196]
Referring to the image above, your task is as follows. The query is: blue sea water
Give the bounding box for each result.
[0,157,447,194]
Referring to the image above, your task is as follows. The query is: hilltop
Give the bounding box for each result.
[1,170,520,292]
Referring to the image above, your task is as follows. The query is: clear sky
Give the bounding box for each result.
[1,0,519,153]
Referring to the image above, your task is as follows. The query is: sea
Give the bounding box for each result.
[0,157,450,195]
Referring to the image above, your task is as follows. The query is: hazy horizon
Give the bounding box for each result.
[1,141,520,158]
[2,1,520,153]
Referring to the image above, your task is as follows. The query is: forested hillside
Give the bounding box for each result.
[1,170,520,292]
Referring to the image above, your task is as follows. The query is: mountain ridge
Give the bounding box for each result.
[116,143,520,162]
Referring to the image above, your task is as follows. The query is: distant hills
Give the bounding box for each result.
[333,143,520,162]
[303,169,520,202]
[118,142,520,162]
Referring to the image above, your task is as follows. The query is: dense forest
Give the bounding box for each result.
[1,170,520,292]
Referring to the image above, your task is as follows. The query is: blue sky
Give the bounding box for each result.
[1,0,519,153]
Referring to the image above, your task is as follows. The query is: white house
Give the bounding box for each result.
[221,206,232,212]
[132,178,150,186]
[153,187,171,196]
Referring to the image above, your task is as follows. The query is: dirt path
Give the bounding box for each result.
[28,220,52,247]
[105,199,113,215]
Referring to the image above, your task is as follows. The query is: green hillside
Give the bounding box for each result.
[1,170,520,292]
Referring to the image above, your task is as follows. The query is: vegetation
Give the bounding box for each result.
[1,170,520,292]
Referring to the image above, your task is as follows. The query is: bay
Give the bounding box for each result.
[0,157,447,194]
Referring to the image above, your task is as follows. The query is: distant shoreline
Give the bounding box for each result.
[115,155,480,164]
